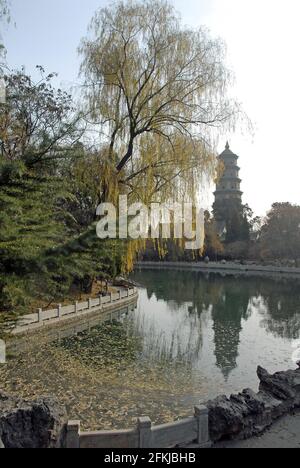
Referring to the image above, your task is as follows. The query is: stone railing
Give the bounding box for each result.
[1,366,299,448]
[65,365,300,449]
[136,261,300,276]
[65,406,210,449]
[7,302,138,356]
[12,287,138,335]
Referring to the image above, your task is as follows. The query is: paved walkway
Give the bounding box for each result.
[214,411,300,449]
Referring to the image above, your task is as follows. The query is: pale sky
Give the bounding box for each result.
[3,0,300,216]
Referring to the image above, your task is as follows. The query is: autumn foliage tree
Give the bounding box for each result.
[260,203,300,261]
[0,1,246,314]
[79,0,239,204]
[0,68,83,167]
[204,211,224,259]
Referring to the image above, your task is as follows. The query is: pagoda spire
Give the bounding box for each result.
[225,141,230,150]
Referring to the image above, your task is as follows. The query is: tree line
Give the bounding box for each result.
[0,0,239,315]
[2,1,297,316]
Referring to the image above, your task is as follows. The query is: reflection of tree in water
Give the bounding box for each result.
[132,270,228,367]
[133,270,252,378]
[126,309,204,367]
[132,269,300,377]
[134,270,221,312]
[254,277,300,340]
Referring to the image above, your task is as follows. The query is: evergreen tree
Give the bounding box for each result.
[0,159,69,310]
[0,70,126,315]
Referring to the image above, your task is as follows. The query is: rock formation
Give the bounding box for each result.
[0,392,67,448]
[207,363,300,442]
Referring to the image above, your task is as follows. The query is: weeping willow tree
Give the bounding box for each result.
[79,0,239,206]
[78,0,241,265]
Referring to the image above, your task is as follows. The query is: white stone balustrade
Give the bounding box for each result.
[66,405,211,449]
[12,287,138,335]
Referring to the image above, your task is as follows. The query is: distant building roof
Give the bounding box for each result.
[219,142,238,159]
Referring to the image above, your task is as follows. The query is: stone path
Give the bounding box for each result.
[214,411,300,449]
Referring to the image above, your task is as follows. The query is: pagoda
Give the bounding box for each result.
[213,143,244,237]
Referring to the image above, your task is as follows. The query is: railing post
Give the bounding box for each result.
[109,292,112,303]
[58,304,62,319]
[38,308,42,323]
[88,298,92,310]
[137,417,152,448]
[75,301,78,314]
[66,420,80,448]
[99,295,102,307]
[194,405,211,448]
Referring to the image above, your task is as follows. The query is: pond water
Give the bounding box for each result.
[1,269,300,430]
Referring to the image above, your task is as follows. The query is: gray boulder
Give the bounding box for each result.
[0,392,67,448]
[207,365,300,442]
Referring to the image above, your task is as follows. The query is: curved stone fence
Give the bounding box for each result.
[65,365,300,449]
[11,287,138,336]
[1,366,299,448]
[6,302,138,356]
[65,406,210,449]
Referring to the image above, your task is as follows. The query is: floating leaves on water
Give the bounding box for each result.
[0,317,202,431]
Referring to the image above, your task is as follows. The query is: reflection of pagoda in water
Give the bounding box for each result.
[133,269,300,379]
[212,312,242,380]
[211,284,250,380]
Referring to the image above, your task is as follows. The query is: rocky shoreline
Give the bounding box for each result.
[0,364,299,448]
[207,363,300,443]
